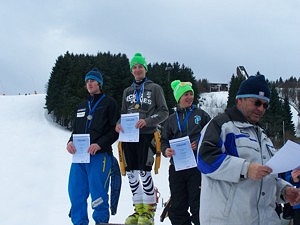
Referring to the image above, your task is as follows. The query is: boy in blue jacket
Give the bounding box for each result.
[66,68,120,225]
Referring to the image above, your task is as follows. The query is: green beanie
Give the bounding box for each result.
[171,80,194,103]
[130,53,148,71]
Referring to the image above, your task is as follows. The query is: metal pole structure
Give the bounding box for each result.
[165,66,173,82]
[282,120,285,144]
[164,66,173,112]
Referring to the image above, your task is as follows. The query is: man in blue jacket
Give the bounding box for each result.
[66,68,120,225]
[197,74,300,225]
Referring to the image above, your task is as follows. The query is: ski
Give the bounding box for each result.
[160,197,171,222]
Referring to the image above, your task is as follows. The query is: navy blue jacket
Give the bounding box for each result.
[69,93,119,153]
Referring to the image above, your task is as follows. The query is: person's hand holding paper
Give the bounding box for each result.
[266,140,300,174]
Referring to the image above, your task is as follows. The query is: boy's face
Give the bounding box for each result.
[85,79,101,95]
[131,64,146,81]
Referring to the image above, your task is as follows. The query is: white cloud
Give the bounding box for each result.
[0,0,299,94]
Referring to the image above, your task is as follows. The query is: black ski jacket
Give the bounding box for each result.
[69,93,120,153]
[161,105,211,165]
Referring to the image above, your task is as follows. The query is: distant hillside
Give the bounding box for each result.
[199,91,227,118]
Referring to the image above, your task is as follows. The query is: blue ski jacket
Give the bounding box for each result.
[197,106,291,225]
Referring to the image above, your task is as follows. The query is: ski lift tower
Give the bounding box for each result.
[236,66,249,78]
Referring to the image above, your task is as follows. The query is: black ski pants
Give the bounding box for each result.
[168,164,201,225]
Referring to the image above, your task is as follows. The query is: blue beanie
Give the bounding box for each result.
[85,68,103,86]
[236,75,270,102]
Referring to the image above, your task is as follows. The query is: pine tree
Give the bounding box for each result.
[227,74,245,108]
[261,85,284,147]
[147,62,198,114]
[196,78,209,93]
[46,52,130,128]
[46,52,199,129]
[282,97,296,140]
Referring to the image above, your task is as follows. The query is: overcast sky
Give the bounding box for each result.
[0,0,299,95]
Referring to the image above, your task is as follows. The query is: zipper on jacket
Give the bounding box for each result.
[254,125,263,225]
[102,156,106,172]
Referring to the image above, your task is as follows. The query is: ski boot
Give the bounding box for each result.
[137,204,156,225]
[125,203,144,225]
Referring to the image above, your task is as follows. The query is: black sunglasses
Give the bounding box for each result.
[254,99,269,109]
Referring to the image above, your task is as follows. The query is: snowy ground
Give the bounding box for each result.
[0,94,172,225]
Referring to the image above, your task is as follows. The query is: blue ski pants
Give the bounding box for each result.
[68,153,112,225]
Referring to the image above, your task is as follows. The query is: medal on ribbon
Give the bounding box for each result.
[133,80,146,110]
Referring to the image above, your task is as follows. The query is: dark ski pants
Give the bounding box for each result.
[168,165,201,225]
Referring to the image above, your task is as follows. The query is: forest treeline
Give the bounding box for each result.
[45,51,299,148]
[46,52,199,127]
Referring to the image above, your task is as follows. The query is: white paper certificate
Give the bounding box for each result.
[169,136,197,171]
[72,134,90,163]
[266,140,300,174]
[119,113,139,142]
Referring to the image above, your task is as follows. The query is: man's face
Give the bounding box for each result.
[237,98,269,124]
[85,79,101,95]
[131,64,146,81]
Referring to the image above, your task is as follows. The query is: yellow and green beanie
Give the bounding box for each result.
[171,80,194,103]
[130,53,148,71]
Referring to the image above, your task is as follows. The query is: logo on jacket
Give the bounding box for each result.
[194,115,201,124]
[126,91,152,105]
[145,91,152,98]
